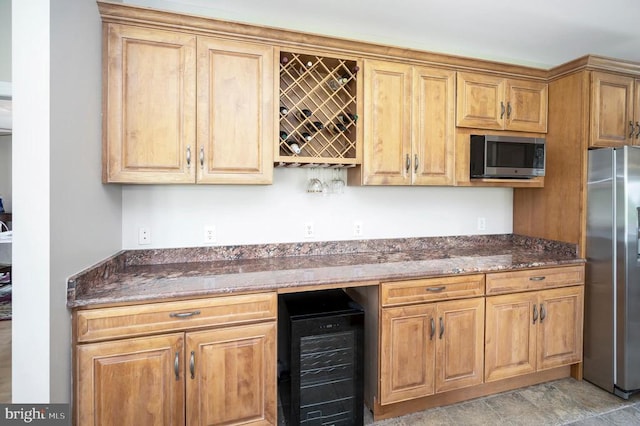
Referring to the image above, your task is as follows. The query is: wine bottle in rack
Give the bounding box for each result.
[285,138,302,154]
[330,122,347,134]
[301,132,313,141]
[280,55,289,65]
[279,131,288,140]
[338,113,358,124]
[280,106,289,115]
[306,121,324,133]
[298,109,312,121]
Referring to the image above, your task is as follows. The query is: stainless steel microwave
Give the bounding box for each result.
[470,134,546,179]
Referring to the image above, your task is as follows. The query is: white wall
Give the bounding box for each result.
[123,169,513,248]
[12,0,122,403]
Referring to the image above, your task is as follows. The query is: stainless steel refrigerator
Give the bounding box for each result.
[585,146,640,399]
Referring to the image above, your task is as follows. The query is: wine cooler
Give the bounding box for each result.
[278,289,364,426]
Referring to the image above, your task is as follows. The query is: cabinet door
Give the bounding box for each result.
[435,298,484,393]
[537,286,584,371]
[185,322,276,425]
[456,72,505,130]
[380,304,436,404]
[412,67,455,185]
[197,37,274,184]
[485,292,537,382]
[634,79,640,145]
[104,24,196,183]
[590,71,634,147]
[506,79,548,132]
[76,333,185,426]
[362,60,412,185]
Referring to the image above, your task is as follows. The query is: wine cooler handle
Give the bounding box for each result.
[174,351,180,381]
[190,351,195,379]
[540,303,546,322]
[439,317,444,339]
[200,147,204,169]
[186,145,191,167]
[533,304,538,324]
[430,318,435,340]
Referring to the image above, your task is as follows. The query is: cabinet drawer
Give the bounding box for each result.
[381,274,485,307]
[75,292,277,342]
[485,265,584,295]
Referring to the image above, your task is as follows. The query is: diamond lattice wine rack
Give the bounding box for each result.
[276,51,362,167]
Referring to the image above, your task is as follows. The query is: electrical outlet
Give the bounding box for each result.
[477,217,486,231]
[353,221,363,237]
[138,227,151,245]
[204,225,216,244]
[304,222,315,238]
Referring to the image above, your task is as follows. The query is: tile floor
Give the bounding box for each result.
[363,378,640,425]
[280,378,640,425]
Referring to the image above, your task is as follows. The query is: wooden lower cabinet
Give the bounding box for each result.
[76,322,276,426]
[380,297,484,405]
[485,286,583,382]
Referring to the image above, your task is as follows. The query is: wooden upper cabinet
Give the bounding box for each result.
[197,37,274,184]
[362,59,412,185]
[412,66,456,185]
[590,71,635,147]
[359,59,454,185]
[103,24,274,184]
[456,72,548,133]
[104,24,197,183]
[635,78,640,144]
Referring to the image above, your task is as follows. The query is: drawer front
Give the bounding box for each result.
[75,292,277,342]
[381,274,485,307]
[485,265,584,295]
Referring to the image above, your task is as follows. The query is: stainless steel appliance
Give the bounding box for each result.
[585,146,640,399]
[469,134,545,179]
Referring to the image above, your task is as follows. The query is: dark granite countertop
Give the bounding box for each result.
[67,234,584,309]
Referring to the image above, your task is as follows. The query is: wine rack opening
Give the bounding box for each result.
[277,51,362,166]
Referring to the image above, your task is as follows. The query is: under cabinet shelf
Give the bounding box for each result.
[277,51,362,166]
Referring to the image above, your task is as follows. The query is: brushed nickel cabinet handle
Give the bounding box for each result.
[439,317,444,339]
[529,276,546,281]
[190,351,195,379]
[507,102,512,118]
[405,153,411,174]
[533,304,538,324]
[500,101,505,119]
[174,351,180,380]
[414,154,419,173]
[540,303,546,322]
[186,145,191,167]
[426,286,446,292]
[169,310,201,319]
[430,318,435,340]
